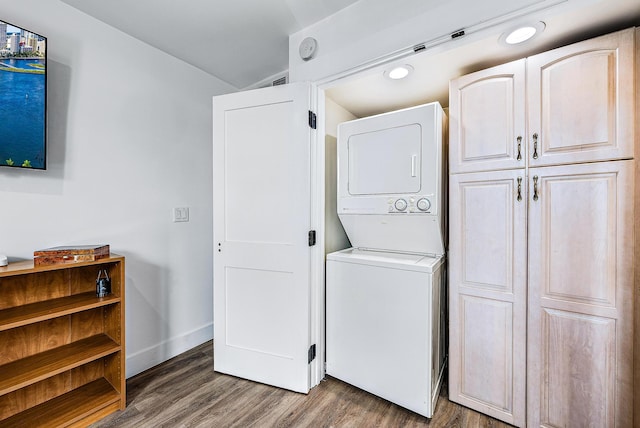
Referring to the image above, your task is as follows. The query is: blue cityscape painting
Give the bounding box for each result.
[0,21,46,169]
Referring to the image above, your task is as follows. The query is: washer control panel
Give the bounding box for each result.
[388,196,433,213]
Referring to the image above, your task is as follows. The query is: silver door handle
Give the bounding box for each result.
[517,177,522,202]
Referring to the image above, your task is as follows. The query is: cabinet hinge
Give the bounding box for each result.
[308,111,317,129]
[308,344,316,364]
[308,230,317,246]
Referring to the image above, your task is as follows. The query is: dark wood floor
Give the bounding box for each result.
[91,341,510,428]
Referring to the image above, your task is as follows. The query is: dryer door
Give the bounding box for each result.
[348,124,422,195]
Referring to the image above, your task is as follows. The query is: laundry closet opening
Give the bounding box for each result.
[318,39,458,415]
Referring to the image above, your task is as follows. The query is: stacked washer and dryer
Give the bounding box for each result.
[326,102,447,418]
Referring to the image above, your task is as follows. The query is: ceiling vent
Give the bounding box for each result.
[246,72,289,90]
[272,75,288,86]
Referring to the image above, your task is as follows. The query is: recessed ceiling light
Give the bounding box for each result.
[384,65,414,80]
[506,26,537,44]
[499,21,545,45]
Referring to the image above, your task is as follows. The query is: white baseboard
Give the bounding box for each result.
[126,323,213,378]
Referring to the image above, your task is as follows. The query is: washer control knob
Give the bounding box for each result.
[417,198,431,212]
[394,198,408,211]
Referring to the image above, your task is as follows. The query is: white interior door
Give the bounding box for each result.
[213,83,313,393]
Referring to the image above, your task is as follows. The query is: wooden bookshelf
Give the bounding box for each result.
[0,255,126,426]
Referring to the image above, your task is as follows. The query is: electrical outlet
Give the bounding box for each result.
[173,207,189,222]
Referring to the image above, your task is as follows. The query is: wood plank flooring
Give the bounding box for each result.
[91,341,510,428]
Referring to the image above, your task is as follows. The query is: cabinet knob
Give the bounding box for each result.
[517,177,523,202]
[516,136,522,161]
[533,175,539,201]
[532,133,539,159]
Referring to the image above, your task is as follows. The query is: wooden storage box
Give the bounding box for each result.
[33,244,110,266]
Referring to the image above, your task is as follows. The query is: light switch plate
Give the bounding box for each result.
[173,207,189,222]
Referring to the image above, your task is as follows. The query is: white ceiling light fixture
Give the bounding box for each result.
[385,64,414,80]
[500,21,546,45]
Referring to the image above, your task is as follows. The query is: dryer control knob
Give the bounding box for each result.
[417,198,431,211]
[394,198,408,211]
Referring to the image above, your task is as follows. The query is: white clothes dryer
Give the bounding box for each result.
[336,102,447,255]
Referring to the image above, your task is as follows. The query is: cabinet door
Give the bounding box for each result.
[527,160,634,427]
[527,29,635,167]
[449,169,527,427]
[449,59,526,174]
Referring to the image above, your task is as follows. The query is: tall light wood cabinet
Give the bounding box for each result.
[448,27,636,427]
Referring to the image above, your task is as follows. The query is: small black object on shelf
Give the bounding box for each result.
[96,269,111,297]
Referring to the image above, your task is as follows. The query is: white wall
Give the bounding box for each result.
[324,97,354,255]
[0,0,236,377]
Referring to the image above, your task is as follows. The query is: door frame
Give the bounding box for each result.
[309,86,325,387]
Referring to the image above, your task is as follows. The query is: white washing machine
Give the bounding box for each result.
[326,248,446,418]
[326,102,447,418]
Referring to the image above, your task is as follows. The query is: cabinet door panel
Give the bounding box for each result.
[528,160,634,428]
[449,59,526,174]
[459,295,513,409]
[528,29,635,167]
[540,309,615,427]
[540,169,617,306]
[457,177,516,292]
[449,169,527,427]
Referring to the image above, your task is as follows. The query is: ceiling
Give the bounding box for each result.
[327,0,640,117]
[59,0,640,116]
[58,0,360,89]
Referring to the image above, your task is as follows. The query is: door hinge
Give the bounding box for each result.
[308,111,317,129]
[308,344,316,364]
[308,230,317,246]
